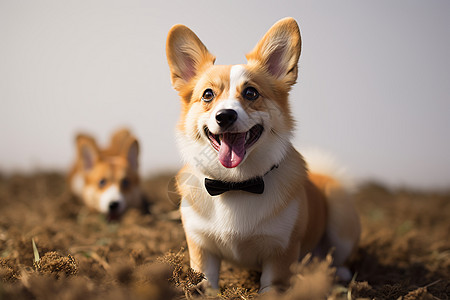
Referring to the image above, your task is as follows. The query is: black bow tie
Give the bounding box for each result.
[204,165,278,196]
[204,177,265,196]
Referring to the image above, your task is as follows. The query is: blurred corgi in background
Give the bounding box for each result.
[68,128,143,220]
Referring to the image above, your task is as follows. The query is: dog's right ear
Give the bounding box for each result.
[166,24,215,92]
[121,138,139,172]
[76,134,100,172]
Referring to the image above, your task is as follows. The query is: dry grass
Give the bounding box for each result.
[158,248,205,298]
[0,173,448,299]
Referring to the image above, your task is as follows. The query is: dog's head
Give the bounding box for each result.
[167,18,301,181]
[75,133,140,219]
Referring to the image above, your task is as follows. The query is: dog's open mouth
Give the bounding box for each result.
[204,124,264,168]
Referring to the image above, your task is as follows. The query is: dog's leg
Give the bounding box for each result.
[259,241,300,293]
[323,189,360,281]
[199,252,221,291]
[185,235,221,291]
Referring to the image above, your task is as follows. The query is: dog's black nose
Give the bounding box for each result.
[109,201,120,211]
[216,109,237,128]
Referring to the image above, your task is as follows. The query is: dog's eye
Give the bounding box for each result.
[242,87,259,101]
[120,178,130,190]
[98,178,107,188]
[202,89,215,102]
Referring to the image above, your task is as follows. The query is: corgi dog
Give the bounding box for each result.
[166,18,360,292]
[68,128,142,220]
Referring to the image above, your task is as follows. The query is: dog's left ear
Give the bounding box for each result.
[108,128,131,155]
[246,17,301,85]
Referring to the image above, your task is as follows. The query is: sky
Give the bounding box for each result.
[1,0,449,189]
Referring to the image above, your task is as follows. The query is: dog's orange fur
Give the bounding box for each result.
[166,17,360,292]
[68,128,142,217]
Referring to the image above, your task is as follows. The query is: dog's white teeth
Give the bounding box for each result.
[245,132,250,143]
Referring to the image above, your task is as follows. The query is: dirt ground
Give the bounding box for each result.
[0,172,449,299]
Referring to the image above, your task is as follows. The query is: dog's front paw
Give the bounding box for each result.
[259,283,289,294]
[258,285,272,294]
[197,281,220,297]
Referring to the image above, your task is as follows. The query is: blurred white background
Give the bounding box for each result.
[1,0,449,188]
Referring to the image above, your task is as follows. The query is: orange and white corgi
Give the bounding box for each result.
[68,128,143,220]
[166,18,360,292]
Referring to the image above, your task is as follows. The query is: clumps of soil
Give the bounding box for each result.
[34,251,78,278]
[158,248,205,297]
[219,286,256,300]
[123,262,178,300]
[0,173,449,299]
[0,258,20,282]
[349,182,450,300]
[401,286,436,300]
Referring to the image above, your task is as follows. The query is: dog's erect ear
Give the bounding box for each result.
[246,17,301,85]
[121,138,139,172]
[76,134,100,172]
[166,24,216,91]
[108,128,132,155]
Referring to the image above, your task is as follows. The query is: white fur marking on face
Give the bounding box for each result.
[99,185,125,214]
[229,65,246,98]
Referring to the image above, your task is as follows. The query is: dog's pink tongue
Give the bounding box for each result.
[218,132,246,168]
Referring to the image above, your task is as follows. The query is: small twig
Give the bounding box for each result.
[423,279,442,289]
[194,286,204,297]
[90,252,110,270]
[347,272,358,300]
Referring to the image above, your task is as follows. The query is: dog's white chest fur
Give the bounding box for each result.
[180,174,299,267]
